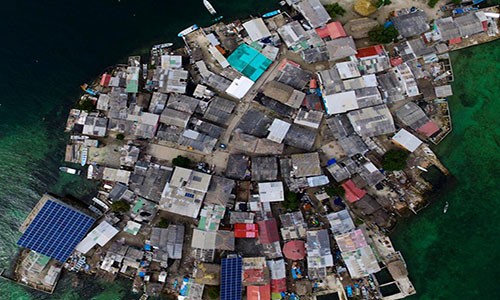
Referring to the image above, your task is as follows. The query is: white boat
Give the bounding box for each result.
[203,0,217,15]
[152,42,173,50]
[80,147,88,166]
[178,24,199,37]
[443,201,449,213]
[59,167,81,175]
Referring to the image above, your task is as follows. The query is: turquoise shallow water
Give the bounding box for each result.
[391,40,500,299]
[0,1,277,299]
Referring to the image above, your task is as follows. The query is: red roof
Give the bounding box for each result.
[482,20,488,31]
[243,268,266,284]
[390,57,403,67]
[100,73,111,87]
[309,78,317,89]
[277,58,301,71]
[342,180,366,203]
[271,278,287,293]
[355,45,385,58]
[257,219,280,244]
[234,223,258,238]
[283,240,306,260]
[417,121,440,137]
[247,284,271,300]
[316,22,346,39]
[448,37,462,45]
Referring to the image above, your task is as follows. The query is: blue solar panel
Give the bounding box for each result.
[17,199,95,262]
[220,256,243,300]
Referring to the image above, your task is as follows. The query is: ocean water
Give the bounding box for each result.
[0,1,277,299]
[390,40,500,300]
[1,1,498,299]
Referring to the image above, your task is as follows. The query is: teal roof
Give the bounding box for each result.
[227,44,272,82]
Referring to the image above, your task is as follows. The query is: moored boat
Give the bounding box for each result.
[203,0,216,15]
[178,24,199,37]
[80,147,88,166]
[59,166,81,175]
[263,9,281,18]
[443,201,449,213]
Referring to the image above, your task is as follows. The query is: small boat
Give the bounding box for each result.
[178,24,199,37]
[142,64,148,80]
[443,201,449,213]
[203,0,216,15]
[263,9,281,18]
[80,147,88,166]
[151,42,173,50]
[59,166,81,175]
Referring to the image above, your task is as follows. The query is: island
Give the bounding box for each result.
[3,1,499,299]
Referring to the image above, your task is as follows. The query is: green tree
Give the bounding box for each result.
[368,24,399,44]
[158,218,169,228]
[324,3,346,19]
[205,286,220,300]
[284,191,299,211]
[375,0,392,8]
[172,155,192,168]
[111,200,130,213]
[116,133,125,140]
[75,99,95,112]
[427,0,439,8]
[382,149,410,171]
[325,185,345,197]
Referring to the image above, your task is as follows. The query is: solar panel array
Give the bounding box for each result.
[17,199,95,262]
[220,256,243,300]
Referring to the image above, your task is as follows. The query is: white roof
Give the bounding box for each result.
[267,259,286,279]
[206,33,220,46]
[226,76,254,99]
[336,61,361,79]
[307,175,330,187]
[258,182,285,202]
[267,119,291,143]
[392,128,422,152]
[324,90,358,115]
[342,245,381,279]
[208,45,229,68]
[161,55,182,69]
[75,221,119,254]
[243,18,271,42]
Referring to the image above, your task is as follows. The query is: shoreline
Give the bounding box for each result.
[7,2,500,299]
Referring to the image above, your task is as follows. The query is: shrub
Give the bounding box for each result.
[382,149,410,171]
[325,185,345,197]
[324,3,346,19]
[172,155,191,168]
[368,24,399,44]
[75,99,95,112]
[427,0,439,8]
[206,286,220,300]
[284,191,299,210]
[116,133,125,140]
[111,200,130,213]
[158,218,169,228]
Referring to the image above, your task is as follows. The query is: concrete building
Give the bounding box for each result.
[258,182,285,202]
[243,18,271,42]
[159,167,212,218]
[347,105,395,137]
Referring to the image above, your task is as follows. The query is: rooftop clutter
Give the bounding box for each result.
[30,2,493,298]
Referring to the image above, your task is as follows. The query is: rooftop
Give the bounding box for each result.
[18,196,95,262]
[227,44,272,82]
